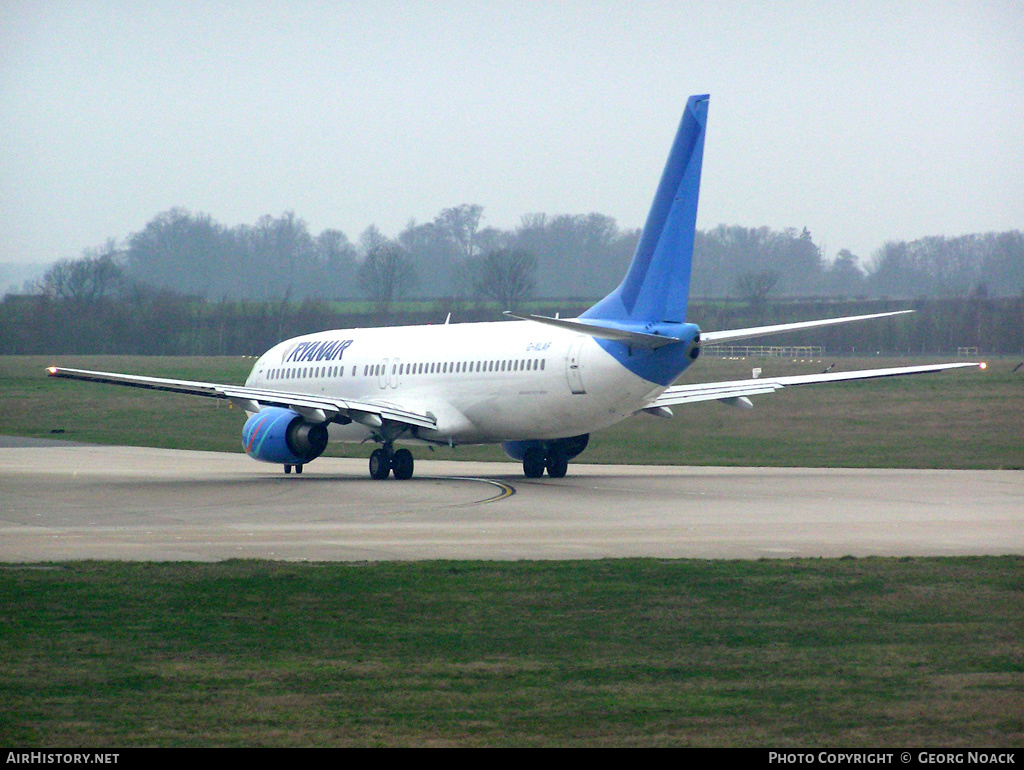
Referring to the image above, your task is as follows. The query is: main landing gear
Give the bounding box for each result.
[283,464,303,474]
[369,444,414,480]
[522,447,568,479]
[507,435,588,480]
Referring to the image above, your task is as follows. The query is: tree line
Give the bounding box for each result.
[3,204,1021,356]
[3,292,1021,356]
[20,206,1024,308]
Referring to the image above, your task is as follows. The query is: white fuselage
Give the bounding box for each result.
[245,320,666,446]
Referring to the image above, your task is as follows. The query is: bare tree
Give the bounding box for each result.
[473,248,537,310]
[357,226,417,316]
[734,269,780,306]
[314,229,359,298]
[38,240,125,302]
[435,204,485,261]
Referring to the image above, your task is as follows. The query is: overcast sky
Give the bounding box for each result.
[2,0,1022,268]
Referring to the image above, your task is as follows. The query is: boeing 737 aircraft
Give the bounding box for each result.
[47,95,983,480]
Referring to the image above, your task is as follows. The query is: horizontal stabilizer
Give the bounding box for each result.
[504,311,682,349]
[650,361,984,408]
[702,310,915,344]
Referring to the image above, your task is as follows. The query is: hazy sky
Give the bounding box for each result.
[2,0,1022,267]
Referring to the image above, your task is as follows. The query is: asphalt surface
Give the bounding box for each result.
[1,443,1021,562]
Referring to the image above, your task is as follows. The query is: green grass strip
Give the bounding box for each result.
[1,557,1021,747]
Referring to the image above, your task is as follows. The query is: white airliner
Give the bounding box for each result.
[47,95,984,480]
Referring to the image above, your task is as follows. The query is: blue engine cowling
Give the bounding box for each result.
[242,407,329,465]
[502,434,589,462]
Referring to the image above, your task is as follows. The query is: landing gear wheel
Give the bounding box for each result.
[284,464,292,474]
[523,447,546,478]
[369,448,391,480]
[392,449,414,480]
[295,464,303,475]
[545,454,569,478]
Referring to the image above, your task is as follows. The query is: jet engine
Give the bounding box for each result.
[242,407,329,465]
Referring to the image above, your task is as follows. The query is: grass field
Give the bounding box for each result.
[2,353,1021,468]
[1,558,1021,747]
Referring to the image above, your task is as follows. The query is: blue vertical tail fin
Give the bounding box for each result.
[582,94,709,324]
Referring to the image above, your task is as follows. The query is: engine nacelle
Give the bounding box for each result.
[242,407,329,465]
[502,434,589,462]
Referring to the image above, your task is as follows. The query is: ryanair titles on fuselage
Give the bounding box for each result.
[282,339,354,364]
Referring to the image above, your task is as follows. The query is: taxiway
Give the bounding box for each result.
[1,443,1020,562]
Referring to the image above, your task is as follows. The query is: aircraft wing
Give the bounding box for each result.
[45,367,437,430]
[650,361,985,408]
[700,310,914,344]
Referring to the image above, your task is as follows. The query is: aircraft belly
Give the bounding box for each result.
[462,391,581,440]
